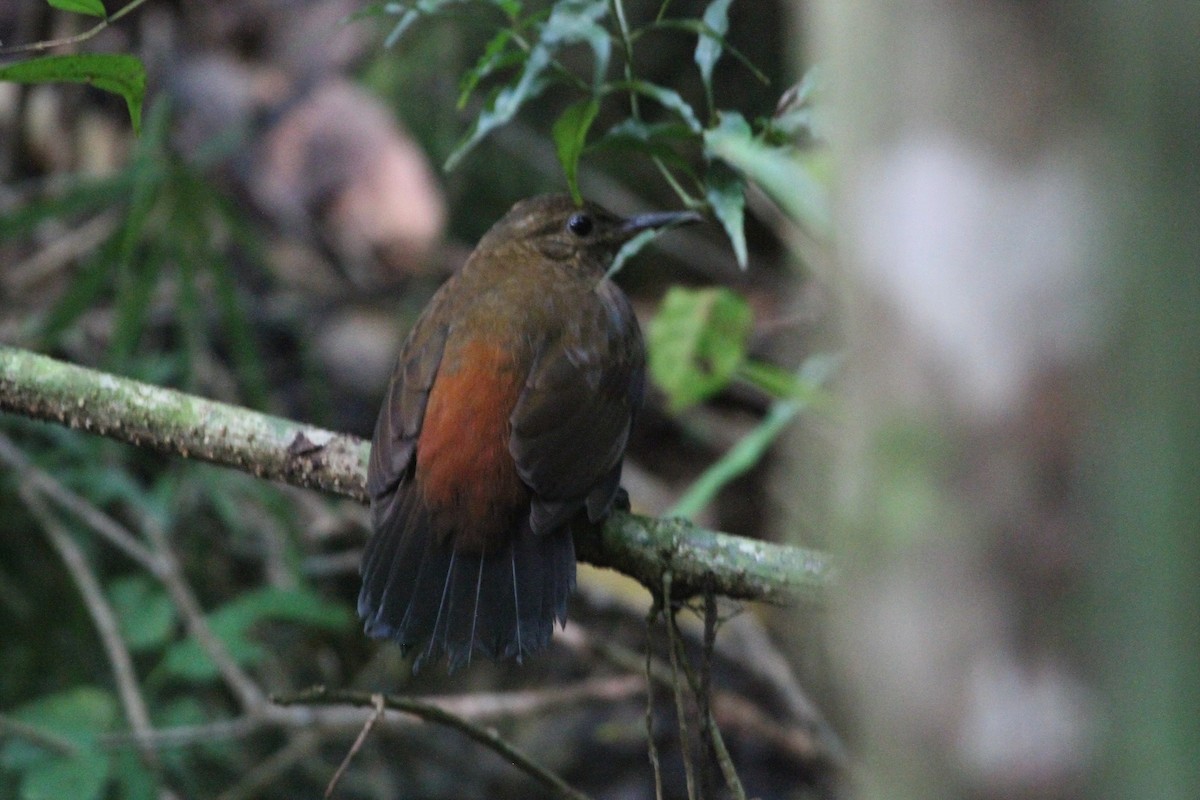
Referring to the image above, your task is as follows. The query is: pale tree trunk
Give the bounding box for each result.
[800,1,1199,798]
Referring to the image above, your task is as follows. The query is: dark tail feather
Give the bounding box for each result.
[359,489,576,672]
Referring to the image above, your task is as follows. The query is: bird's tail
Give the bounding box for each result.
[359,487,575,672]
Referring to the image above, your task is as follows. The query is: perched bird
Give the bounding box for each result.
[359,194,699,671]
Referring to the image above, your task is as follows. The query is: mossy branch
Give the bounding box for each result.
[0,345,833,603]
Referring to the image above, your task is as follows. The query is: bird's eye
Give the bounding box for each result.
[566,212,593,237]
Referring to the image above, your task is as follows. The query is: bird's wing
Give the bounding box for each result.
[366,300,451,502]
[509,282,645,534]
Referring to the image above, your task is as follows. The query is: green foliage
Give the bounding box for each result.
[647,288,838,518]
[108,576,175,653]
[0,2,834,794]
[18,748,110,800]
[0,687,117,800]
[669,354,837,519]
[1,101,271,406]
[375,0,822,267]
[553,98,600,204]
[647,286,753,413]
[46,0,107,17]
[157,587,353,683]
[0,54,144,135]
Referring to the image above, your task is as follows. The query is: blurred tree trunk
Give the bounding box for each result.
[799,1,1199,798]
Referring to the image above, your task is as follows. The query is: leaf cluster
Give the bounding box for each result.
[368,0,823,269]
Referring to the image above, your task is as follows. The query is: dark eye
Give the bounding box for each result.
[566,212,593,237]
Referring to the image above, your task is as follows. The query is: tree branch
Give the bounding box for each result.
[0,345,833,602]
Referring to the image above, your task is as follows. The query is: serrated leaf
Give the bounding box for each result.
[553,98,599,204]
[158,587,353,682]
[20,748,110,800]
[705,158,748,269]
[46,0,107,17]
[108,575,175,652]
[647,286,753,412]
[0,54,145,134]
[694,0,734,91]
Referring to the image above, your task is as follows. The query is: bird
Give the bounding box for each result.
[359,193,700,671]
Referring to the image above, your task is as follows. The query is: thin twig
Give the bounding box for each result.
[19,487,161,773]
[0,0,155,57]
[0,433,159,573]
[273,687,593,800]
[139,513,267,713]
[1,212,119,295]
[0,713,80,756]
[215,731,322,800]
[0,431,265,715]
[698,591,717,797]
[97,676,644,752]
[325,693,384,799]
[645,602,665,800]
[667,607,747,800]
[663,573,698,800]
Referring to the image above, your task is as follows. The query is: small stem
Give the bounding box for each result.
[325,694,385,799]
[0,0,155,57]
[645,602,665,800]
[274,687,593,800]
[663,573,698,800]
[20,488,161,772]
[609,0,640,118]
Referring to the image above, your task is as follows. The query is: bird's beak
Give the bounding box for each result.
[619,209,704,237]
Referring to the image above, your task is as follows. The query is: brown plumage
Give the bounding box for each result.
[359,194,699,670]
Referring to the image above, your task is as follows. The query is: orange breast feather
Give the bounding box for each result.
[416,338,528,553]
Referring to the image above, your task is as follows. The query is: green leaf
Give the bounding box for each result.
[0,54,145,134]
[671,401,798,519]
[158,587,353,682]
[208,250,271,408]
[382,0,465,47]
[769,65,823,140]
[20,748,110,800]
[445,45,552,170]
[647,286,753,412]
[669,353,838,518]
[705,157,748,269]
[541,0,610,88]
[5,687,117,752]
[704,110,831,235]
[46,0,107,17]
[625,80,702,133]
[652,18,769,86]
[606,227,659,280]
[694,0,734,93]
[553,98,599,204]
[108,575,175,653]
[110,748,157,800]
[457,28,519,109]
[446,0,610,170]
